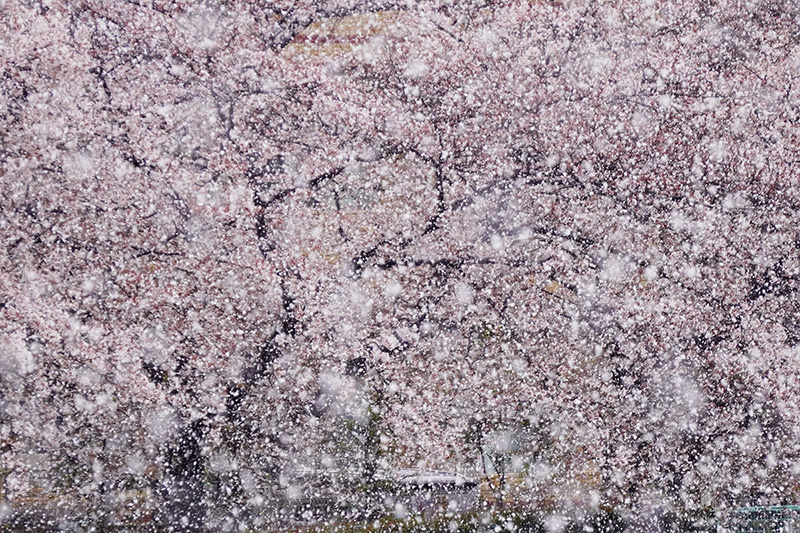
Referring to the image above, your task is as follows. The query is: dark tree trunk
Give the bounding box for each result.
[158,420,207,532]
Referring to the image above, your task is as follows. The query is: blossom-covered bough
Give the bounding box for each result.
[2,0,800,530]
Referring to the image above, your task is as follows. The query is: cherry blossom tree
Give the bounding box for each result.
[2,0,800,529]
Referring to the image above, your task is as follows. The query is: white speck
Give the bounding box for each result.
[385,280,402,297]
[403,60,429,78]
[491,234,504,251]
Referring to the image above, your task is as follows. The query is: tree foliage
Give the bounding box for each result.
[2,0,800,528]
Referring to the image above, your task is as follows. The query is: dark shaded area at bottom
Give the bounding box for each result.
[0,505,720,532]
